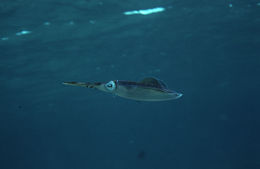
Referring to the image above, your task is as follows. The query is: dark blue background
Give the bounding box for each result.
[0,0,259,169]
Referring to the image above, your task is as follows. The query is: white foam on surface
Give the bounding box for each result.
[1,37,9,41]
[16,30,31,36]
[43,22,51,26]
[124,7,165,15]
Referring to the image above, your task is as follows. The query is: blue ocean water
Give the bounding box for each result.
[0,0,259,169]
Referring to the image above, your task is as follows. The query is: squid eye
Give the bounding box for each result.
[105,81,116,91]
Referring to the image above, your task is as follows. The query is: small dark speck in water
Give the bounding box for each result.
[137,150,146,160]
